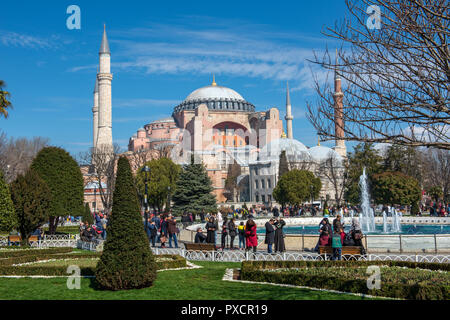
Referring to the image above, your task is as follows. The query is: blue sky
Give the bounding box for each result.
[0,0,354,156]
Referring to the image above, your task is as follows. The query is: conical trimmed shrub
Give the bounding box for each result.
[95,156,156,290]
[0,170,17,232]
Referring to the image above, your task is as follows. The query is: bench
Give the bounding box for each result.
[8,235,39,245]
[319,246,364,259]
[184,242,217,251]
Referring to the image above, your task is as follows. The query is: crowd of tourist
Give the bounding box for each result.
[79,212,108,242]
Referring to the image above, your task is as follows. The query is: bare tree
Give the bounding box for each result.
[0,131,49,183]
[307,0,450,149]
[422,148,450,201]
[317,152,348,206]
[77,144,122,214]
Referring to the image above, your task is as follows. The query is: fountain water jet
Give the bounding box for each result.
[359,167,376,233]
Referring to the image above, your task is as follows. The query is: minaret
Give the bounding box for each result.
[333,50,347,157]
[96,25,113,150]
[92,77,99,149]
[285,81,294,139]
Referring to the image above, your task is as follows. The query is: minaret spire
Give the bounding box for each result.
[285,81,294,139]
[96,25,113,151]
[212,74,217,86]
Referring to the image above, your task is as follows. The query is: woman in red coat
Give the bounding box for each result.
[245,219,258,252]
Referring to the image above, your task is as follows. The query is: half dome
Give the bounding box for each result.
[309,145,342,162]
[258,138,311,162]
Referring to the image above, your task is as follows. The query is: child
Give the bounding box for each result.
[331,230,343,261]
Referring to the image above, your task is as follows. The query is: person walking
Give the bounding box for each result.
[167,215,179,248]
[221,217,228,250]
[274,218,286,252]
[228,218,237,250]
[245,219,258,253]
[331,229,343,260]
[264,219,275,253]
[147,219,157,247]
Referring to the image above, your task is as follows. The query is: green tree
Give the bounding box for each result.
[10,170,51,245]
[383,144,423,184]
[345,143,383,204]
[372,171,421,206]
[426,186,443,202]
[273,169,321,207]
[95,156,156,290]
[136,157,180,212]
[224,160,241,202]
[278,150,289,178]
[0,171,17,232]
[82,203,94,225]
[0,80,13,119]
[172,156,217,215]
[31,147,84,234]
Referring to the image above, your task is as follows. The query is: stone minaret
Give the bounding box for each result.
[92,77,99,149]
[96,25,113,150]
[285,81,294,139]
[333,51,347,157]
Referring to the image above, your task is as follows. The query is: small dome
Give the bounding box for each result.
[258,138,310,161]
[138,127,145,131]
[309,145,342,162]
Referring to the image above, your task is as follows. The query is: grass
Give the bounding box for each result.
[0,261,374,300]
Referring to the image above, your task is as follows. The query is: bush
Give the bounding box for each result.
[0,171,16,233]
[95,157,157,290]
[10,169,52,245]
[0,251,185,276]
[241,260,450,300]
[31,147,84,234]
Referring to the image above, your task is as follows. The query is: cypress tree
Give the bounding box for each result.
[0,170,17,232]
[279,150,289,178]
[172,156,217,215]
[82,203,94,225]
[95,156,156,290]
[10,170,51,245]
[31,147,84,234]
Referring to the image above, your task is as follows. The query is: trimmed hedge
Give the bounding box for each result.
[241,260,450,300]
[0,247,73,259]
[0,252,186,276]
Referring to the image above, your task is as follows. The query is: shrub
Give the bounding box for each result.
[10,170,52,245]
[31,147,84,234]
[95,157,157,290]
[241,260,450,300]
[0,171,16,233]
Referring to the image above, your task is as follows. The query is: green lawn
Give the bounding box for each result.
[0,261,373,300]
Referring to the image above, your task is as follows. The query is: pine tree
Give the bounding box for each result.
[31,147,84,234]
[95,156,156,290]
[0,170,17,232]
[10,170,51,245]
[82,203,94,225]
[172,156,217,214]
[279,150,289,178]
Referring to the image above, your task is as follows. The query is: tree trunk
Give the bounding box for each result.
[48,216,59,234]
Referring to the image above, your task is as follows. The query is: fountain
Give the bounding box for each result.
[359,167,376,232]
[391,207,401,232]
[383,211,388,233]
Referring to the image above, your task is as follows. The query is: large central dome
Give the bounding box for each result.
[173,80,255,113]
[185,85,245,101]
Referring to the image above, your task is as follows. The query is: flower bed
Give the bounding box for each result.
[0,249,186,276]
[240,260,450,300]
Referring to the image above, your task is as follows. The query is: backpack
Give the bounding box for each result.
[331,235,342,248]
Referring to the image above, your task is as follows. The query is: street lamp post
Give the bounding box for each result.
[141,165,151,230]
[167,185,171,213]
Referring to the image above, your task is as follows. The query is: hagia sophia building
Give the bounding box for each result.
[89,27,347,208]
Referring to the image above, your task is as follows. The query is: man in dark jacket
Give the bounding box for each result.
[264,219,275,253]
[194,227,207,243]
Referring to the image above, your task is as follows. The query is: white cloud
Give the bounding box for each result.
[0,31,55,49]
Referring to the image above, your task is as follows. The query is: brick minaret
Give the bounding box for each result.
[333,52,346,157]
